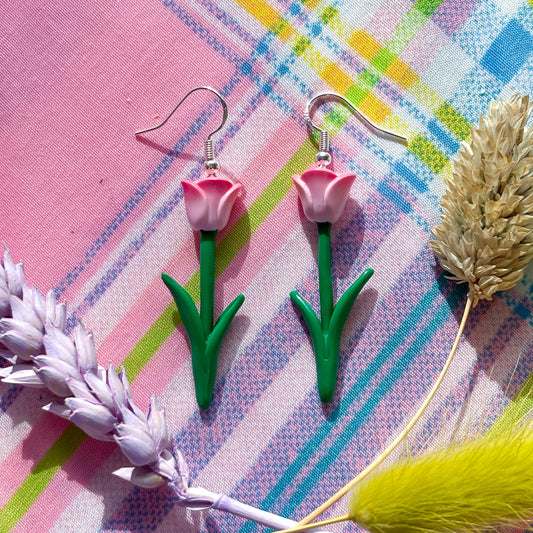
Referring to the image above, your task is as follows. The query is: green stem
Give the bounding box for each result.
[200,230,216,338]
[317,222,333,332]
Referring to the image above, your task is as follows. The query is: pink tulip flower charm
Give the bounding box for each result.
[290,163,372,403]
[292,167,356,223]
[163,174,245,409]
[182,177,242,231]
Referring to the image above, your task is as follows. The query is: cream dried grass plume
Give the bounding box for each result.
[431,93,533,305]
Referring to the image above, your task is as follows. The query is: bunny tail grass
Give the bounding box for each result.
[349,422,533,533]
[299,294,473,525]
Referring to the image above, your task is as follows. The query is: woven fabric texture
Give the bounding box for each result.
[2,0,533,531]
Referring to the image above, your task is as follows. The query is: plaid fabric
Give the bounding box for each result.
[2,0,533,531]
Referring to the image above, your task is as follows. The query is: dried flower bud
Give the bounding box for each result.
[113,466,166,489]
[3,249,24,298]
[0,319,43,359]
[147,395,168,453]
[114,423,159,466]
[431,94,533,305]
[74,324,97,373]
[65,397,117,440]
[0,364,45,387]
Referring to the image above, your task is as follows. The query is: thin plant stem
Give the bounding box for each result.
[200,230,216,337]
[274,514,350,532]
[297,293,474,526]
[317,222,333,331]
[181,487,331,532]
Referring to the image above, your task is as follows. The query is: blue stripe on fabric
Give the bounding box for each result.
[237,284,449,532]
[377,182,412,214]
[427,119,461,154]
[279,296,454,518]
[0,385,22,414]
[394,161,428,193]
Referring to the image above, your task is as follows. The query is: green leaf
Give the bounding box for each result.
[162,272,205,351]
[290,290,325,359]
[206,294,245,359]
[202,293,245,409]
[162,272,210,407]
[327,268,373,359]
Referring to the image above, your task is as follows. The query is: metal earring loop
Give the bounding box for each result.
[305,92,407,164]
[135,86,228,174]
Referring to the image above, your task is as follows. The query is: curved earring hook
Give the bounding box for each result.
[135,86,228,173]
[306,92,407,162]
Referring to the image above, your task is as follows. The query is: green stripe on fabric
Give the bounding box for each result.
[491,372,533,432]
[410,134,448,173]
[320,5,338,24]
[413,0,443,16]
[345,85,369,106]
[385,11,425,54]
[435,102,471,140]
[293,36,311,55]
[0,425,85,533]
[386,9,429,54]
[370,48,395,71]
[0,141,316,529]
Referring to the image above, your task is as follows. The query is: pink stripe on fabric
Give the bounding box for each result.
[12,438,118,533]
[0,415,70,508]
[432,0,480,36]
[0,0,243,295]
[366,0,414,44]
[400,20,451,74]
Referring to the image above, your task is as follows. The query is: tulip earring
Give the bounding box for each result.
[291,93,407,403]
[136,87,244,409]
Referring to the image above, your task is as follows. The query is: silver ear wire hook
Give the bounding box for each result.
[135,86,228,174]
[305,92,407,165]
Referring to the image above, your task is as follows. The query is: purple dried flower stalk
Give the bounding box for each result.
[0,249,328,531]
[0,248,186,494]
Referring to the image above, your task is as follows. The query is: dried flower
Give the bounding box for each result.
[431,94,533,305]
[0,248,185,492]
[0,248,318,532]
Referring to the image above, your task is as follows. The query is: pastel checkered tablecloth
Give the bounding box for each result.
[2,0,533,531]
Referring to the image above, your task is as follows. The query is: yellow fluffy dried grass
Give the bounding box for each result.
[349,422,533,533]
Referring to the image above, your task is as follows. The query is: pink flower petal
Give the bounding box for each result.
[182,180,208,231]
[183,177,240,231]
[293,167,347,222]
[324,172,356,223]
[216,182,242,230]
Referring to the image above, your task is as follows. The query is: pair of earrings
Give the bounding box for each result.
[136,86,406,409]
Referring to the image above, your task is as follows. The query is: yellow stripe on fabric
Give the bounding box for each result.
[0,141,317,530]
[491,373,533,432]
[317,2,472,145]
[233,0,294,42]
[435,102,471,140]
